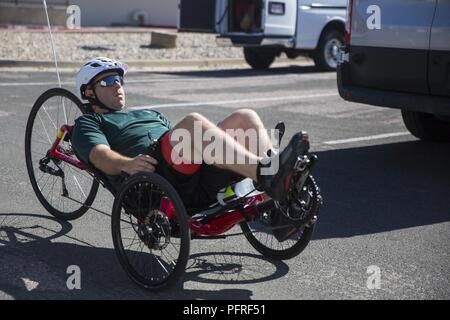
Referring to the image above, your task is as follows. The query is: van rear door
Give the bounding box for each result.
[349,0,437,95]
[178,0,222,32]
[179,0,297,38]
[222,0,297,45]
[428,0,450,97]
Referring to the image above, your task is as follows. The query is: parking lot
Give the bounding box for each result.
[0,64,449,299]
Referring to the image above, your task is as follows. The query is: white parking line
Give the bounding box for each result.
[130,92,338,110]
[323,132,411,145]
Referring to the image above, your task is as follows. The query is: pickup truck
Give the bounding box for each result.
[179,0,347,71]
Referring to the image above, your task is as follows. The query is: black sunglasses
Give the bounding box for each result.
[96,74,124,87]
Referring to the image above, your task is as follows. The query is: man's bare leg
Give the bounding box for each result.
[170,111,310,202]
[217,108,273,156]
[170,112,261,180]
[218,109,273,198]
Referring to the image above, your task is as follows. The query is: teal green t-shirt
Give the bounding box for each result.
[72,109,172,167]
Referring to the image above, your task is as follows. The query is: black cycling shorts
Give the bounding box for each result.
[147,136,242,214]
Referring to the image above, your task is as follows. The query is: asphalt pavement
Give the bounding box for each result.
[0,62,449,300]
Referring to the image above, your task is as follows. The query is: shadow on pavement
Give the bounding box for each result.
[0,213,286,299]
[312,140,450,239]
[185,251,289,286]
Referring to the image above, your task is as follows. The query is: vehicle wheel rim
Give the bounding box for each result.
[324,38,342,69]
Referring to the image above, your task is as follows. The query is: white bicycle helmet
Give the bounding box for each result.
[76,57,128,100]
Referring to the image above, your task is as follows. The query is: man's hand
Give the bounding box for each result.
[122,154,158,175]
[89,144,158,176]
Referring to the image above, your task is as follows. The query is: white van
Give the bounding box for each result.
[178,0,347,70]
[337,0,450,141]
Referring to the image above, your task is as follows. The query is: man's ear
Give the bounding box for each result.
[85,87,95,99]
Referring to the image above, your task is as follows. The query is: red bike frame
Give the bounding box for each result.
[161,194,265,236]
[48,125,87,170]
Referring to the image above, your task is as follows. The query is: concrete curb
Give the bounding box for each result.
[0,57,310,72]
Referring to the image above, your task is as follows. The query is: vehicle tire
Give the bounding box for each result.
[25,88,99,220]
[111,172,190,291]
[401,110,450,142]
[240,175,321,260]
[244,47,276,70]
[313,29,344,71]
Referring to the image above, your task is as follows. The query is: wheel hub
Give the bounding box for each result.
[277,169,321,226]
[324,38,342,69]
[137,210,171,250]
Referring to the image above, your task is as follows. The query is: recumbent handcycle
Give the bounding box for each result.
[25,87,322,291]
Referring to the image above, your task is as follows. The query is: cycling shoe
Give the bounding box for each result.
[256,131,310,202]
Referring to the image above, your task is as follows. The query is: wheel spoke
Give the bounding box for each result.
[60,95,68,125]
[38,173,52,195]
[155,255,170,276]
[41,105,58,131]
[67,165,93,182]
[46,175,57,207]
[36,112,53,145]
[71,173,87,199]
[31,138,51,147]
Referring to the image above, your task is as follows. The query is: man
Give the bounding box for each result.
[72,57,309,238]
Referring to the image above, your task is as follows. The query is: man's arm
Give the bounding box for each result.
[89,144,158,176]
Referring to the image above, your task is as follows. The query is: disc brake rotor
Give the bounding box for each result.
[136,209,171,250]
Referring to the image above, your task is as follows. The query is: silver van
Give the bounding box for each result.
[179,0,347,70]
[337,0,450,141]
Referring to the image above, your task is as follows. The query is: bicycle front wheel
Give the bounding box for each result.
[25,88,99,220]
